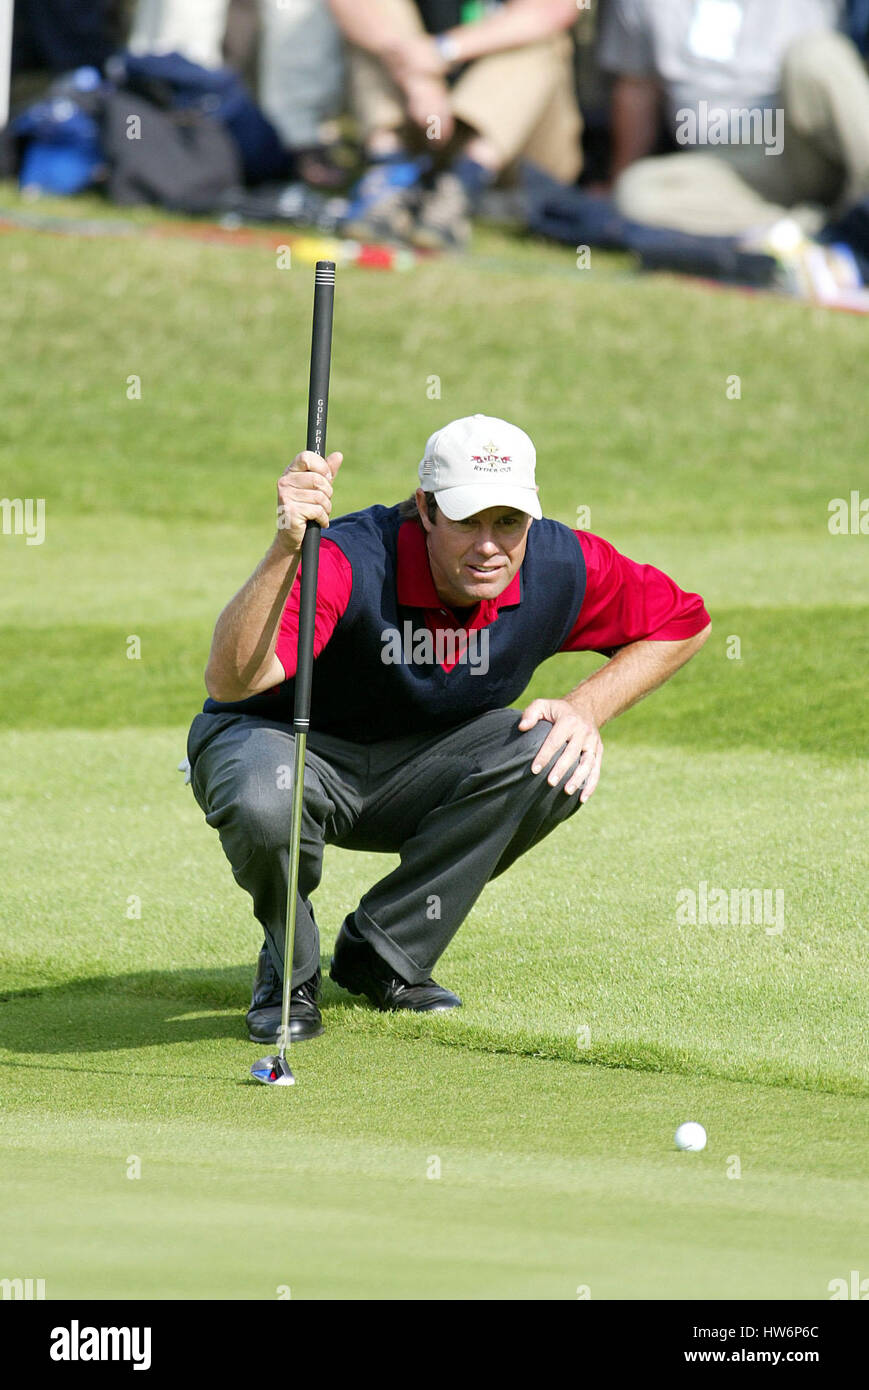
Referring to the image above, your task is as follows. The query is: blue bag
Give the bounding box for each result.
[14,89,105,195]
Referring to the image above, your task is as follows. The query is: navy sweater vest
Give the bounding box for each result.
[202,505,587,743]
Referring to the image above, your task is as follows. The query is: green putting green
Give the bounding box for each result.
[0,193,866,1299]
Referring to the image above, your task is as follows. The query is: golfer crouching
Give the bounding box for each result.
[187,416,711,1044]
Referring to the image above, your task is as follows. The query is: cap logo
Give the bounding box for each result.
[470,442,512,469]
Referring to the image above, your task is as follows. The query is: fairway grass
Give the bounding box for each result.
[1,199,866,1299]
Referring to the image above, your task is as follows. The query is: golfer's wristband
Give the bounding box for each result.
[435,32,462,67]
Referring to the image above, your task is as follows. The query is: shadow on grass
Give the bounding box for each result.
[0,959,355,1058]
[2,964,861,1098]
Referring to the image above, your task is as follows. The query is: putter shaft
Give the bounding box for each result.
[268,260,335,1082]
[278,727,308,1061]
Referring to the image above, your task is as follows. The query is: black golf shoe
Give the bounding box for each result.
[330,924,462,1013]
[246,945,324,1043]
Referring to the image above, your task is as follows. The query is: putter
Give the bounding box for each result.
[251,260,336,1088]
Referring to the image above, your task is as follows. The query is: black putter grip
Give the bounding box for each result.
[294,262,335,729]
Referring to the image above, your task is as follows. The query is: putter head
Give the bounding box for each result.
[250,1054,295,1087]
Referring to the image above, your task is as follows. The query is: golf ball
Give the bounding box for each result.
[674,1122,707,1151]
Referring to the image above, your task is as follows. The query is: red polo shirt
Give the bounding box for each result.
[275,521,709,678]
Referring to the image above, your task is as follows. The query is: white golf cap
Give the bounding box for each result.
[418,414,542,521]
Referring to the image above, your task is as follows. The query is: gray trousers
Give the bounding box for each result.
[187,708,583,987]
[615,30,869,236]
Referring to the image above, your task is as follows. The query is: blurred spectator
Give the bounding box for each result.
[12,0,119,73]
[223,0,260,82]
[599,0,869,237]
[259,0,344,185]
[130,0,344,181]
[130,0,227,69]
[329,0,583,249]
[848,0,869,53]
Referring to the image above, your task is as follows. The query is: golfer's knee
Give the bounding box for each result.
[515,719,572,785]
[517,718,554,757]
[225,769,288,851]
[518,720,585,799]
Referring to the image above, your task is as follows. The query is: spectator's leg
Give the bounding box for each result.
[614,151,794,236]
[223,0,259,82]
[342,0,434,239]
[346,0,427,158]
[780,29,869,207]
[450,35,582,183]
[128,0,231,69]
[258,0,343,153]
[517,40,584,184]
[695,31,869,226]
[411,35,582,248]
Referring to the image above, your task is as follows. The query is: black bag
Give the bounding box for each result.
[102,91,241,213]
[108,50,288,185]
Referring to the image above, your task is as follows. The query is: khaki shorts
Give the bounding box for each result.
[348,0,582,183]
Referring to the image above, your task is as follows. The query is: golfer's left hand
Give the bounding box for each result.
[518,698,603,803]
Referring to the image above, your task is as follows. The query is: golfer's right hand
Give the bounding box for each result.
[276,450,343,552]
